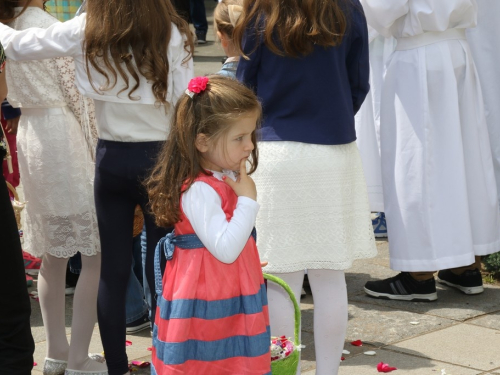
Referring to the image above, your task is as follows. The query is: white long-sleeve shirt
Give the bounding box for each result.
[0,14,194,142]
[181,171,260,264]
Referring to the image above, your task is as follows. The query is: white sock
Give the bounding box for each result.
[67,253,107,372]
[267,270,348,375]
[38,254,70,361]
[308,269,348,375]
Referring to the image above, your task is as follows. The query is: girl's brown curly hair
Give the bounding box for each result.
[146,75,261,228]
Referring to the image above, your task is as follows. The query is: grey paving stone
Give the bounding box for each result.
[386,324,500,371]
[468,311,500,331]
[338,348,482,375]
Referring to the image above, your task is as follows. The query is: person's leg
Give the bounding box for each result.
[437,256,484,295]
[38,254,70,361]
[189,0,208,41]
[125,241,148,332]
[140,226,152,320]
[308,269,348,375]
[0,177,34,374]
[67,253,107,372]
[94,141,136,375]
[141,205,170,327]
[266,271,304,375]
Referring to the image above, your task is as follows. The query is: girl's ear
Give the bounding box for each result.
[218,31,229,47]
[195,133,209,153]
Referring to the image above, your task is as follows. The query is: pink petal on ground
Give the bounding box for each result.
[33,362,37,366]
[351,340,363,346]
[126,340,132,346]
[377,362,398,372]
[147,347,153,351]
[130,361,150,368]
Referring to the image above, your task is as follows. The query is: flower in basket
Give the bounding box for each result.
[270,336,295,362]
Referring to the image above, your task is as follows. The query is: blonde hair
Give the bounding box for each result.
[214,0,243,38]
[146,75,261,227]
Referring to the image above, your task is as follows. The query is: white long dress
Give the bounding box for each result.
[361,0,500,271]
[467,0,500,207]
[6,8,99,258]
[354,28,395,213]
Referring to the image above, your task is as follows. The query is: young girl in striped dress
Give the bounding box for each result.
[146,75,271,375]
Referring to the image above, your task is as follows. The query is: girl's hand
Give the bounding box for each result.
[223,158,257,200]
[260,261,268,268]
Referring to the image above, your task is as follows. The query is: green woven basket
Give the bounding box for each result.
[263,273,301,375]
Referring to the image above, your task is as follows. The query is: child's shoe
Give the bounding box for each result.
[437,268,484,295]
[372,212,388,238]
[126,313,150,334]
[364,272,437,301]
[43,357,67,375]
[23,250,42,275]
[26,274,33,287]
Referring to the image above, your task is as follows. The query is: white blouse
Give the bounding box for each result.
[0,13,193,142]
[181,170,260,264]
[361,0,478,38]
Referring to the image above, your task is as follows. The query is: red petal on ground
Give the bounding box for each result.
[377,362,398,372]
[131,361,151,368]
[341,357,345,361]
[33,362,37,366]
[126,340,132,346]
[147,347,153,351]
[350,340,363,346]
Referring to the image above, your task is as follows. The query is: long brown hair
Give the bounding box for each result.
[0,0,48,24]
[146,75,261,228]
[233,0,349,58]
[84,0,194,105]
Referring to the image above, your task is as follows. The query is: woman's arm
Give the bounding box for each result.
[0,15,85,61]
[347,4,370,115]
[236,26,263,92]
[0,45,7,101]
[181,181,259,264]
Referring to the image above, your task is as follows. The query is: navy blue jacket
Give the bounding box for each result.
[236,0,369,145]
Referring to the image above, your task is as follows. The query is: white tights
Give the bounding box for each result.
[267,269,348,375]
[38,253,107,372]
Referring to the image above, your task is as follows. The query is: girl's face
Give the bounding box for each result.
[197,111,258,172]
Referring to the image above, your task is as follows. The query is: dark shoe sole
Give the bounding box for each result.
[364,287,437,302]
[126,321,150,334]
[436,277,484,295]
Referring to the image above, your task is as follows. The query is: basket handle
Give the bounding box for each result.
[263,273,301,346]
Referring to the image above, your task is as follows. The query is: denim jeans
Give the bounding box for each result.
[140,225,152,320]
[190,0,208,33]
[125,235,148,324]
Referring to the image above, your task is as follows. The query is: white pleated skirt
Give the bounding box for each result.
[253,141,377,274]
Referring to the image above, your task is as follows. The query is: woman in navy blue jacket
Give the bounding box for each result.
[235,1,376,373]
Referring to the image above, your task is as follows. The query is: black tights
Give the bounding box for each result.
[94,140,170,375]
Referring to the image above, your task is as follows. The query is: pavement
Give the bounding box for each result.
[27,1,500,374]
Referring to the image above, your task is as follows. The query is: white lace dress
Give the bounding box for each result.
[6,7,99,258]
[253,141,377,273]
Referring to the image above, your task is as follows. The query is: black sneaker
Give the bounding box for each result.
[196,31,207,44]
[364,272,437,301]
[126,314,150,334]
[437,268,484,295]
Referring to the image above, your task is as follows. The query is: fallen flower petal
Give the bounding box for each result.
[147,347,153,351]
[126,340,132,346]
[33,362,37,366]
[342,350,350,355]
[363,351,376,356]
[377,362,397,373]
[410,321,420,325]
[341,357,345,361]
[130,361,150,368]
[351,340,363,347]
